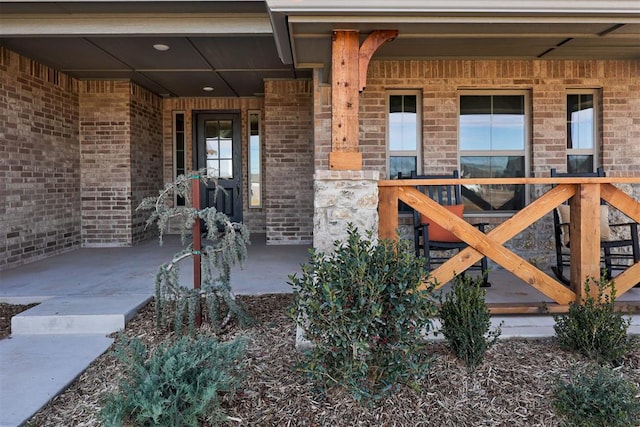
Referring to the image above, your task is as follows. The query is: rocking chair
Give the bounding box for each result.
[550,168,640,285]
[401,170,490,287]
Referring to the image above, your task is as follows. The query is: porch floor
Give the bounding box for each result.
[1,234,640,426]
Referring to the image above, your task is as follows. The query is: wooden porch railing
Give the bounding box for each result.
[378,177,640,313]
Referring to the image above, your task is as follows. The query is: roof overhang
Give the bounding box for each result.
[266,0,640,76]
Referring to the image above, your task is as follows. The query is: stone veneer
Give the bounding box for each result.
[313,170,379,253]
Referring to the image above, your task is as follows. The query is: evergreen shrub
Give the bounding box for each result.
[289,225,437,399]
[553,365,640,427]
[553,276,636,364]
[100,334,246,426]
[437,274,501,368]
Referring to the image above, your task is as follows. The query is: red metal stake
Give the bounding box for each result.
[191,172,202,327]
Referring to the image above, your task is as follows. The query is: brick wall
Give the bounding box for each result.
[79,81,163,247]
[162,97,265,234]
[0,48,81,270]
[79,82,133,246]
[264,79,314,244]
[348,59,640,177]
[130,85,163,243]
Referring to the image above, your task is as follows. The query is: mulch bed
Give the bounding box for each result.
[0,303,38,339]
[1,294,635,426]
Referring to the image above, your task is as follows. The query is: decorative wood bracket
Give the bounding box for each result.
[359,30,398,92]
[330,29,398,170]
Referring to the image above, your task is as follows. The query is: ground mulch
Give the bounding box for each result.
[0,303,38,339]
[1,294,637,426]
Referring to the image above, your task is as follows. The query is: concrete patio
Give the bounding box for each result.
[1,233,640,426]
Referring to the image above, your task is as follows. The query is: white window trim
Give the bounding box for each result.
[566,88,599,171]
[457,89,531,217]
[386,90,422,178]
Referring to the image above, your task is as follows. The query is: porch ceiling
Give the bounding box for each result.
[1,0,639,98]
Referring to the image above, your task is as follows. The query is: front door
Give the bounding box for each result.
[195,113,242,222]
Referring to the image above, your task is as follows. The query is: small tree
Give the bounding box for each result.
[137,171,252,334]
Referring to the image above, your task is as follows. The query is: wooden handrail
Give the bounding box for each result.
[378,177,640,308]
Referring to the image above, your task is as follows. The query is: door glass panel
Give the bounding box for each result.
[206,138,218,157]
[219,139,232,158]
[204,119,234,179]
[218,159,233,179]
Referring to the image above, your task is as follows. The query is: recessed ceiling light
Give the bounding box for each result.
[203,86,215,92]
[153,44,170,52]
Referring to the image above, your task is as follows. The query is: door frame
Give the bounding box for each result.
[193,110,243,222]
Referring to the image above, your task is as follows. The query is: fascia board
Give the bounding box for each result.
[265,0,640,16]
[0,13,273,36]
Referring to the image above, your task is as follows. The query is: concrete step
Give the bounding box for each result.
[11,294,152,335]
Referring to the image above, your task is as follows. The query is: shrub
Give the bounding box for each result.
[437,274,501,368]
[553,275,636,364]
[100,334,247,426]
[553,365,640,427]
[289,225,437,400]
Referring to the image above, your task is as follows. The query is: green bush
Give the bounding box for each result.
[289,225,437,400]
[553,365,640,427]
[553,276,636,364]
[99,334,246,426]
[437,274,501,368]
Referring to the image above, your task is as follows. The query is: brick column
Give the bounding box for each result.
[313,170,379,253]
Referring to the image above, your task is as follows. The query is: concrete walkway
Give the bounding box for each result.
[1,234,640,426]
[0,234,310,427]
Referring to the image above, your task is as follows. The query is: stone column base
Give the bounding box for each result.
[313,170,380,253]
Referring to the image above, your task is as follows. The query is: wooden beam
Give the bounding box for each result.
[331,30,360,163]
[329,151,362,171]
[378,186,399,241]
[570,184,601,300]
[358,30,398,92]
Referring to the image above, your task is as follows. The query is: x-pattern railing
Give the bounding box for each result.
[378,177,640,311]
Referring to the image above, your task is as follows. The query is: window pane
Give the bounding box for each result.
[249,112,261,207]
[461,156,525,212]
[567,94,594,150]
[389,156,416,179]
[567,155,594,174]
[389,95,403,113]
[460,95,525,151]
[492,113,525,150]
[460,96,491,151]
[389,95,417,151]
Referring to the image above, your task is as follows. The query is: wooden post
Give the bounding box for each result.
[570,183,601,301]
[330,30,397,171]
[331,30,361,170]
[378,186,399,240]
[191,173,202,326]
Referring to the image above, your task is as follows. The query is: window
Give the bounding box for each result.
[387,92,421,179]
[248,110,261,208]
[567,90,598,173]
[173,112,186,206]
[459,92,529,213]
